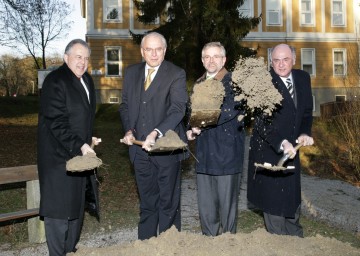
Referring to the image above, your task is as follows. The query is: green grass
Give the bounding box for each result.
[0,96,359,249]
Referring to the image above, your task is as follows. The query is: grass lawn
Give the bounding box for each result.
[0,96,359,249]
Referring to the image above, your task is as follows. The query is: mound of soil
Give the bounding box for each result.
[72,226,359,256]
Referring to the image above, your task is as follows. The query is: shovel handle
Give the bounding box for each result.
[120,138,144,146]
[277,143,303,166]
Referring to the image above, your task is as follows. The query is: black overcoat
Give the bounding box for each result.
[247,68,313,218]
[37,63,98,220]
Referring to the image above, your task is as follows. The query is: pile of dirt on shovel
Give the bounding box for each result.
[151,130,187,151]
[232,57,283,118]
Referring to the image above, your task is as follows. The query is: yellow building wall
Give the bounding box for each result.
[241,41,359,88]
[87,38,143,90]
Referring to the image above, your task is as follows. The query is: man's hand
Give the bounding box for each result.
[92,137,102,146]
[281,140,296,159]
[121,130,135,145]
[142,130,157,151]
[81,143,95,155]
[297,134,314,146]
[186,127,201,140]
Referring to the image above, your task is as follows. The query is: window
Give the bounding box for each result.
[105,47,122,77]
[332,0,345,26]
[333,49,346,76]
[301,48,316,76]
[335,95,346,102]
[238,0,253,17]
[109,97,119,103]
[266,0,282,25]
[300,0,315,26]
[104,0,122,23]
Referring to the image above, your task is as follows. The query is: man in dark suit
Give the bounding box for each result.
[187,42,245,236]
[37,39,100,255]
[119,32,188,240]
[247,44,314,237]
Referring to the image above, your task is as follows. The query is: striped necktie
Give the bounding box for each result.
[286,78,294,99]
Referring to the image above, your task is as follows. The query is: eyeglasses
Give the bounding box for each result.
[143,47,164,54]
[202,55,224,61]
[272,57,292,65]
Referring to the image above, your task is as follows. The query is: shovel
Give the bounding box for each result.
[254,143,303,171]
[120,130,187,153]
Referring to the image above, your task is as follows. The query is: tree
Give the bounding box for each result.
[0,0,73,69]
[132,0,261,81]
[0,54,34,96]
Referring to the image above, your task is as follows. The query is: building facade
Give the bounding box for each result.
[81,0,360,116]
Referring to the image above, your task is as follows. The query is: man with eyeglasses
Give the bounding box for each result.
[119,32,188,240]
[38,39,100,255]
[186,42,246,236]
[247,43,314,237]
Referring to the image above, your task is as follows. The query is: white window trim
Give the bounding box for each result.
[331,0,346,27]
[312,95,316,112]
[300,0,315,26]
[103,0,123,23]
[105,47,122,77]
[109,97,120,103]
[266,0,282,26]
[332,48,347,76]
[335,95,346,102]
[301,48,316,76]
[238,0,254,18]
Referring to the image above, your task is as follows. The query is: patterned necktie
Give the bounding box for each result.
[144,68,155,90]
[286,78,294,99]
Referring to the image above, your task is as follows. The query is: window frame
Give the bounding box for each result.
[332,48,347,77]
[266,0,282,26]
[103,0,123,23]
[335,95,346,102]
[238,0,254,18]
[300,0,315,26]
[331,0,346,27]
[105,46,122,77]
[301,48,316,76]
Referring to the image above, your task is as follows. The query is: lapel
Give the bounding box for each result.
[62,63,90,107]
[271,68,296,110]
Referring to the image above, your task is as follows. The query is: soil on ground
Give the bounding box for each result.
[71,226,360,256]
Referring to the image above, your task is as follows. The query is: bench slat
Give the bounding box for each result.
[0,208,39,222]
[0,165,38,185]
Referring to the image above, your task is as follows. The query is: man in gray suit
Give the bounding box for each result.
[37,39,99,255]
[119,32,188,240]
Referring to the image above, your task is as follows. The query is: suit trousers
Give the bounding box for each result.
[263,205,303,237]
[197,173,241,236]
[133,150,181,240]
[43,181,86,256]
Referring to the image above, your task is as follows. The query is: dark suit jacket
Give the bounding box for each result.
[247,68,313,218]
[119,60,189,163]
[37,63,98,219]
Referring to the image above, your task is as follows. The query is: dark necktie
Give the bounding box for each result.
[286,78,294,99]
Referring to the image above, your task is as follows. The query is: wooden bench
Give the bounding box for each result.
[0,165,45,243]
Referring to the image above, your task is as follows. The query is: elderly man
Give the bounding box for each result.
[119,32,188,240]
[247,43,314,237]
[38,39,100,255]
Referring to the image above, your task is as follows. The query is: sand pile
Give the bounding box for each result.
[71,226,360,256]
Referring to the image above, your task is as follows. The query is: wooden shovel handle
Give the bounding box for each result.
[120,138,144,146]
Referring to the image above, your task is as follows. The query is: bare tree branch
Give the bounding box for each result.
[0,0,73,69]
